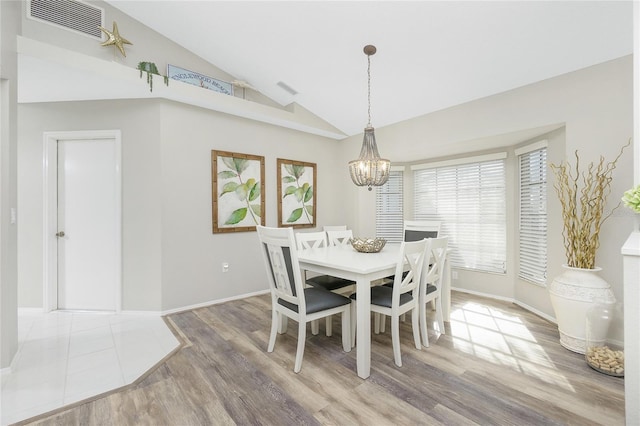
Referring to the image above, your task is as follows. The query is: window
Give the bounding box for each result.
[376,169,404,242]
[516,142,548,285]
[413,154,507,273]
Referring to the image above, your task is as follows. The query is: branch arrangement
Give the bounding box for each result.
[550,140,630,269]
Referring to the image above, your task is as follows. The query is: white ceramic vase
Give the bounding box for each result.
[548,265,616,354]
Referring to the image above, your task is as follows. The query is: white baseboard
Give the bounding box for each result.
[17,307,44,315]
[451,286,557,324]
[514,300,556,324]
[161,289,270,316]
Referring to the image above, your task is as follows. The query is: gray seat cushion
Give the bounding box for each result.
[278,288,351,314]
[306,275,355,291]
[350,285,413,308]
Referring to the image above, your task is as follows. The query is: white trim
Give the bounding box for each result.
[514,300,556,324]
[17,307,44,315]
[410,152,507,170]
[161,289,270,316]
[390,165,405,172]
[451,287,557,323]
[43,130,122,312]
[514,139,548,156]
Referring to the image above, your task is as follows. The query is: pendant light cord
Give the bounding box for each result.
[367,54,372,127]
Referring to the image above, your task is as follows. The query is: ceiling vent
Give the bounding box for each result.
[277,81,298,96]
[28,0,104,39]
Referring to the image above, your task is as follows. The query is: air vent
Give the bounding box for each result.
[29,0,103,39]
[277,81,298,96]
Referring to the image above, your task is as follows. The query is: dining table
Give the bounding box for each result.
[297,242,451,379]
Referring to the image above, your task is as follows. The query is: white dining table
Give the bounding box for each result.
[297,243,451,379]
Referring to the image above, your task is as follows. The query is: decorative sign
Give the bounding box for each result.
[167,64,233,95]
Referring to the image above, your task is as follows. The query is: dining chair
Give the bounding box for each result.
[419,237,449,347]
[350,239,428,367]
[257,225,351,373]
[403,220,441,241]
[296,231,356,336]
[322,225,347,232]
[381,219,442,285]
[326,229,353,246]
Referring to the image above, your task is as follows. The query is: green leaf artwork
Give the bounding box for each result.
[279,160,315,226]
[218,155,261,226]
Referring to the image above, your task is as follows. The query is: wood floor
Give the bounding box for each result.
[21,292,625,425]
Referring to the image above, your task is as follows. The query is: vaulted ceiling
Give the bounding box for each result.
[19,1,634,138]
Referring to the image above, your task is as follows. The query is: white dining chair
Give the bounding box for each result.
[403,220,441,241]
[257,226,351,373]
[322,225,347,232]
[350,239,428,367]
[326,229,353,246]
[378,220,442,332]
[296,231,356,336]
[420,237,448,347]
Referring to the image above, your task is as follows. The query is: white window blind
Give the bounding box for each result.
[518,146,547,285]
[413,157,506,273]
[376,170,404,242]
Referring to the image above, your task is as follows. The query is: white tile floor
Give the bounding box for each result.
[1,310,180,425]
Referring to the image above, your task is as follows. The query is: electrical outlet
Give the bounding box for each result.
[452,270,458,280]
[222,262,229,272]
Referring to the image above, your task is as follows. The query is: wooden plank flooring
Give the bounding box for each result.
[21,292,625,425]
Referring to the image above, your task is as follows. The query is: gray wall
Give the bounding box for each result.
[339,55,634,326]
[0,0,20,369]
[17,99,343,311]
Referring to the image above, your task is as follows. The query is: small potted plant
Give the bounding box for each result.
[622,184,640,230]
[137,61,169,92]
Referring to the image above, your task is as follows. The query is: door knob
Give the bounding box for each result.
[56,231,65,237]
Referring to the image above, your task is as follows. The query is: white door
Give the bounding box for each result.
[57,138,118,310]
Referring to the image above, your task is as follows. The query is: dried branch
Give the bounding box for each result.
[550,139,630,269]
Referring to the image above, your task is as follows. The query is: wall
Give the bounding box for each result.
[158,102,344,310]
[0,0,20,369]
[18,100,163,310]
[17,99,342,311]
[20,0,277,108]
[339,55,634,322]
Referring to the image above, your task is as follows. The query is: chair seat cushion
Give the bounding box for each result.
[426,284,438,294]
[306,275,355,291]
[278,288,350,314]
[350,285,413,308]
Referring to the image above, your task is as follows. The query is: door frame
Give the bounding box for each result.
[43,130,122,312]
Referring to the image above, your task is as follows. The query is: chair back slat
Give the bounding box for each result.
[258,226,305,309]
[424,237,448,288]
[403,220,441,241]
[296,231,328,250]
[326,229,353,246]
[392,239,429,303]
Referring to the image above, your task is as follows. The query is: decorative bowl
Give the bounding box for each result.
[350,237,387,253]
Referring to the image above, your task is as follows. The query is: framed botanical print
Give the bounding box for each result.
[277,158,316,228]
[212,150,265,233]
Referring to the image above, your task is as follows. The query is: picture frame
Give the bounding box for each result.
[277,158,316,228]
[168,64,233,95]
[212,150,265,233]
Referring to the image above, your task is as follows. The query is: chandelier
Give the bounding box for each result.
[348,45,390,191]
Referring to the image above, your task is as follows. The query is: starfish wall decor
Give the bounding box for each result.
[99,21,132,57]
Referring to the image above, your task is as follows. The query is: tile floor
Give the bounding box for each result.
[1,310,180,425]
